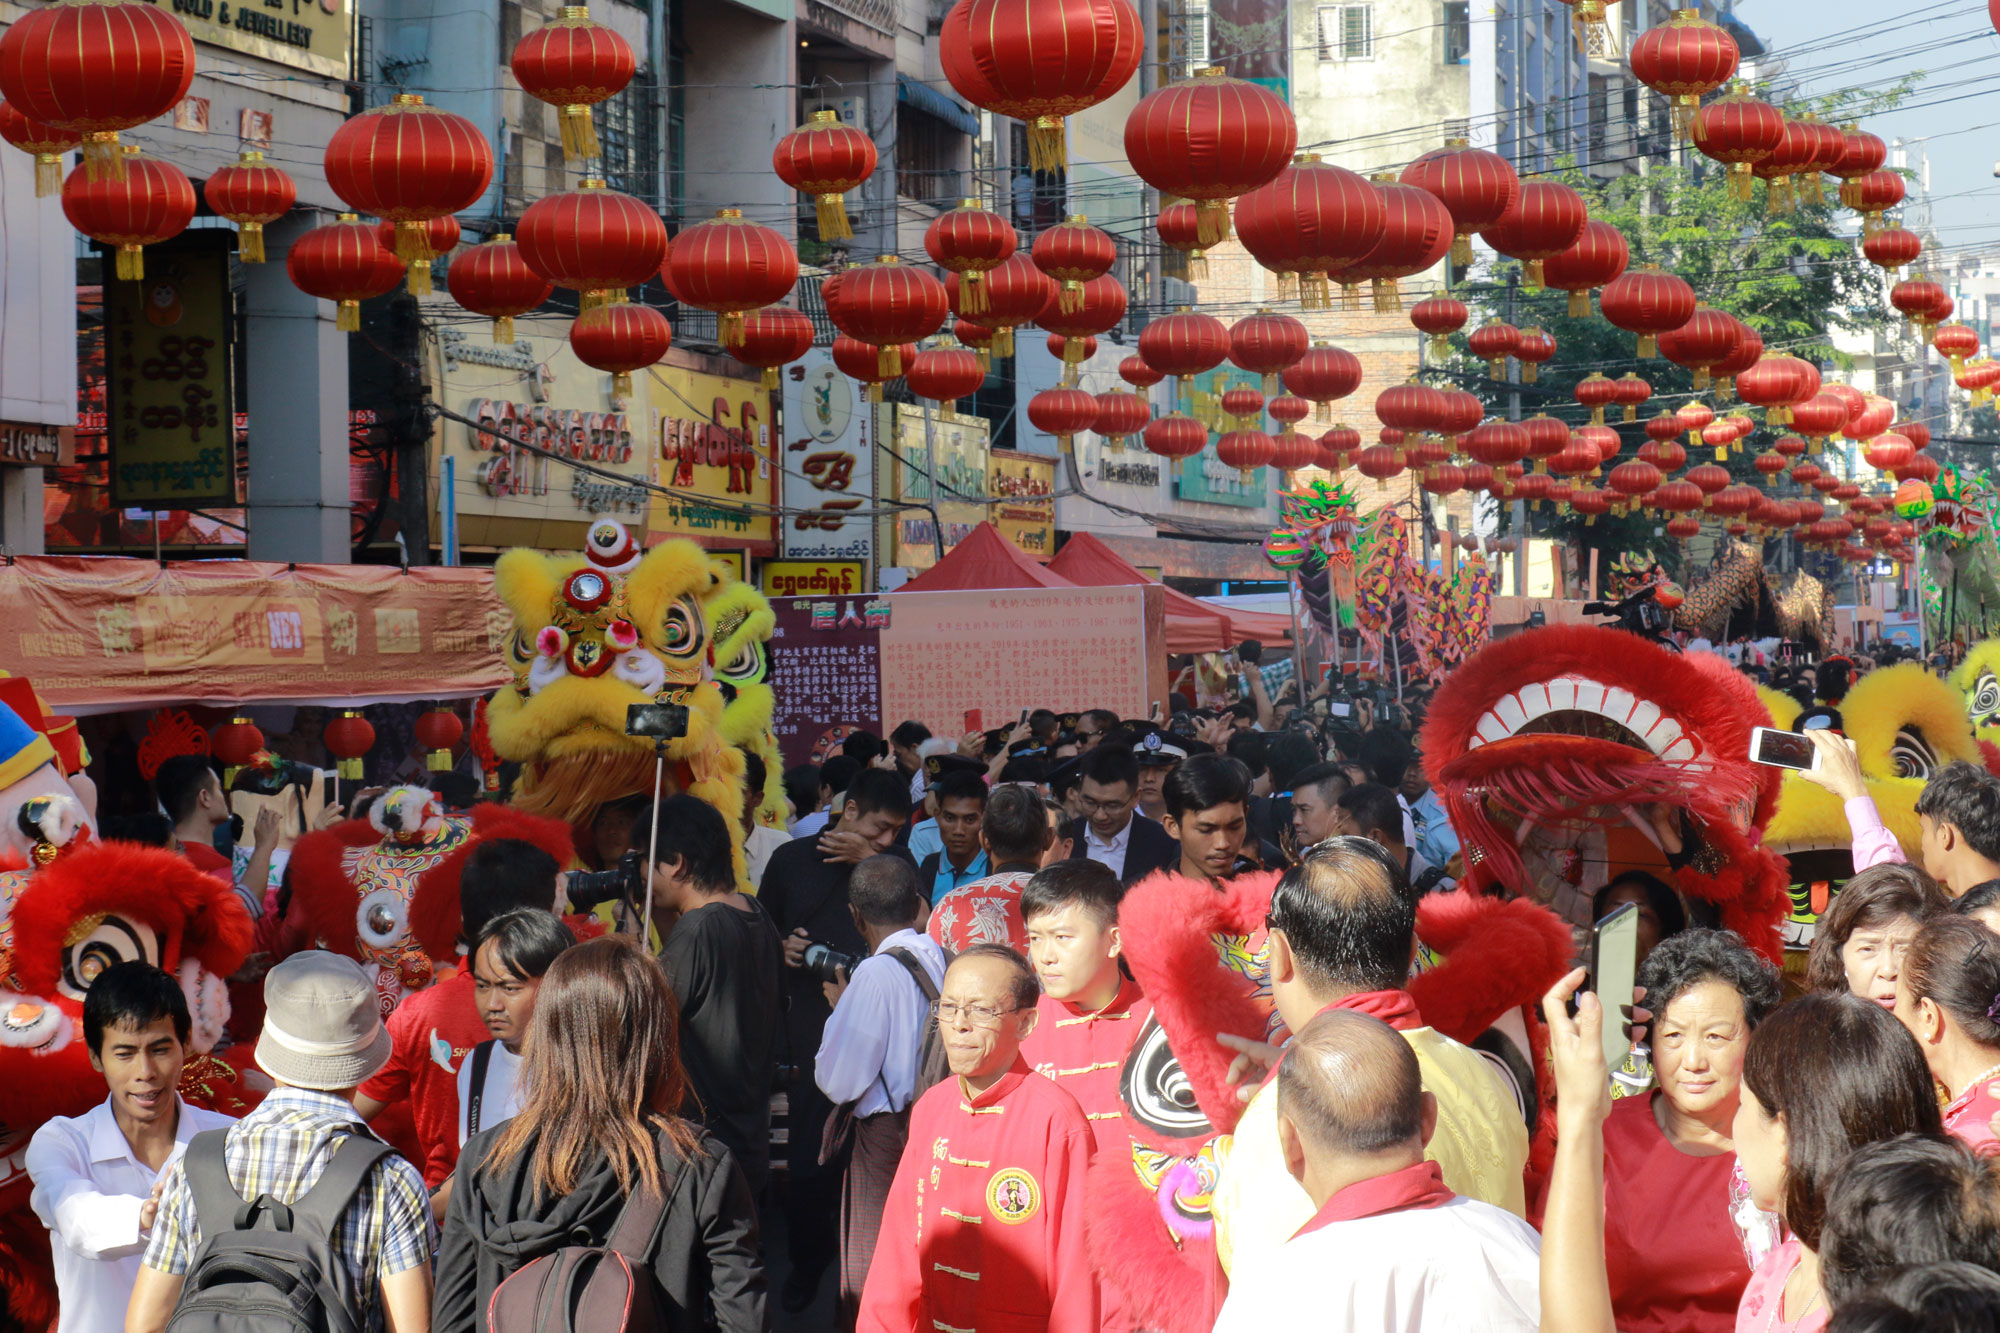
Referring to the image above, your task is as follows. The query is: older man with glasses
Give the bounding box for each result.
[858,945,1100,1333]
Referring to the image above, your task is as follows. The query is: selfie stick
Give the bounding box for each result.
[641,733,666,946]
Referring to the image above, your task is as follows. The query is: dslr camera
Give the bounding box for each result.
[565,849,646,912]
[803,941,861,985]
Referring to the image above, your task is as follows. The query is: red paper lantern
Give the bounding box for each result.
[1269,395,1311,427]
[0,0,193,175]
[414,707,464,772]
[1894,454,1941,485]
[1120,354,1164,390]
[1570,485,1613,523]
[1338,177,1451,312]
[447,234,553,344]
[1373,382,1440,435]
[1896,420,1932,452]
[1864,432,1915,473]
[1736,354,1822,430]
[1434,389,1485,437]
[1514,328,1556,384]
[210,716,265,770]
[1420,462,1466,496]
[925,200,1017,316]
[1478,180,1588,289]
[287,214,407,331]
[1233,155,1387,308]
[726,305,816,390]
[1124,66,1297,245]
[1789,461,1823,488]
[570,298,671,398]
[1399,137,1519,265]
[1467,322,1522,380]
[1677,401,1715,448]
[1221,387,1266,422]
[1606,461,1664,505]
[1629,8,1739,138]
[1465,419,1528,467]
[1030,387,1101,453]
[668,208,799,345]
[324,710,376,781]
[942,0,1141,171]
[1750,118,1816,213]
[62,145,192,281]
[1773,434,1807,458]
[325,94,492,266]
[1214,429,1276,479]
[203,150,296,265]
[1840,168,1905,235]
[1599,264,1696,358]
[1541,219,1630,318]
[1657,305,1740,390]
[1832,125,1887,180]
[1156,201,1209,279]
[832,336,918,402]
[1035,274,1127,350]
[1227,310,1309,395]
[1666,515,1703,539]
[1639,437,1687,472]
[1352,443,1404,487]
[947,253,1053,358]
[1281,343,1363,419]
[1574,372,1620,425]
[517,179,668,306]
[1410,296,1470,356]
[1793,114,1850,207]
[1710,318,1764,397]
[1270,427,1319,474]
[1550,435,1602,478]
[510,5,635,160]
[1145,413,1207,459]
[1093,390,1152,447]
[1787,392,1846,449]
[1612,373,1652,422]
[1862,226,1922,274]
[826,255,946,378]
[1935,323,1980,373]
[1752,450,1788,484]
[374,215,460,296]
[1139,307,1230,397]
[1692,81,1784,200]
[1644,410,1684,444]
[1521,414,1568,471]
[906,343,987,414]
[1685,463,1731,498]
[1032,214,1117,314]
[1048,334,1096,366]
[773,108,877,239]
[0,100,78,198]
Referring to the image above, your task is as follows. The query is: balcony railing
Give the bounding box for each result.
[806,0,895,35]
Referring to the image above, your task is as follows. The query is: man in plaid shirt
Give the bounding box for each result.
[126,952,436,1333]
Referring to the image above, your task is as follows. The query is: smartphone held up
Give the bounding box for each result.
[1748,726,1822,773]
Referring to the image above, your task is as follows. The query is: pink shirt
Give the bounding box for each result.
[1944,1075,2000,1154]
[1845,797,1907,873]
[1735,1237,1828,1333]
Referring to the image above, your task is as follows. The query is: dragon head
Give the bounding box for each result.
[1763,662,1984,952]
[1421,624,1788,960]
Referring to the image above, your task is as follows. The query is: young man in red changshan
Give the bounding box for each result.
[857,944,1099,1333]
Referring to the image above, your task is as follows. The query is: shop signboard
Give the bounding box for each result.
[434,321,653,551]
[780,349,875,564]
[163,0,355,79]
[891,404,988,570]
[760,560,864,599]
[987,449,1055,559]
[106,235,235,508]
[648,366,776,552]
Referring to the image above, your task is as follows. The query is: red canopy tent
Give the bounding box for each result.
[894,521,1078,592]
[1047,532,1293,651]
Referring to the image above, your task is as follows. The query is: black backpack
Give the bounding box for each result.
[166,1129,390,1333]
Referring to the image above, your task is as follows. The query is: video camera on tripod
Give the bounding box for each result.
[1583,586,1675,644]
[561,702,689,933]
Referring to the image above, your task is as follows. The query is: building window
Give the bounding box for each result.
[1184,0,1210,69]
[1442,117,1471,142]
[596,70,660,207]
[1443,2,1469,64]
[1317,3,1372,60]
[897,105,962,205]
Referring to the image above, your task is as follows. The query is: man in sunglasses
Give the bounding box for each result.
[859,944,1099,1333]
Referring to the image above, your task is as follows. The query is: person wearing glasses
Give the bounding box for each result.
[1068,744,1179,886]
[1073,709,1119,751]
[858,945,1099,1333]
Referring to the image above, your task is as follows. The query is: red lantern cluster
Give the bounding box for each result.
[287,214,406,332]
[1233,156,1387,309]
[668,208,800,347]
[1125,66,1297,245]
[326,94,493,268]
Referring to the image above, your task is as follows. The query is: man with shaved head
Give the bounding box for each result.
[1211,1008,1542,1332]
[1209,836,1529,1277]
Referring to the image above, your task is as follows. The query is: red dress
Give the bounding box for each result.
[1944,1074,2000,1154]
[1599,1093,1751,1333]
[858,1059,1099,1333]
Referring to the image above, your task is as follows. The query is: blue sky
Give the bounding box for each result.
[1737,0,2000,261]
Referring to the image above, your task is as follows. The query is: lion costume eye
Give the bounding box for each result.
[720,641,766,686]
[59,916,161,1001]
[1890,727,1940,781]
[1973,673,2000,724]
[660,596,706,659]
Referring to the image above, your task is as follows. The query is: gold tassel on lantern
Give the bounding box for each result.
[1275,271,1298,304]
[1523,364,1539,384]
[115,243,144,282]
[867,382,883,403]
[238,220,266,264]
[493,315,516,344]
[1342,282,1363,312]
[1315,401,1332,423]
[1063,338,1088,367]
[34,152,62,197]
[1187,249,1209,280]
[973,348,990,373]
[1693,368,1711,391]
[1731,163,1754,202]
[1637,334,1658,359]
[762,366,780,390]
[1373,278,1403,313]
[994,327,1014,359]
[1427,333,1450,358]
[613,371,634,398]
[392,219,431,265]
[1028,114,1067,172]
[1672,97,1699,141]
[1567,290,1590,317]
[960,271,989,314]
[1299,272,1330,309]
[1195,200,1231,246]
[816,192,852,240]
[406,258,433,296]
[1451,232,1473,266]
[559,102,601,160]
[876,344,903,378]
[721,311,746,345]
[338,299,362,332]
[82,131,124,180]
[1523,259,1546,289]
[1060,279,1084,314]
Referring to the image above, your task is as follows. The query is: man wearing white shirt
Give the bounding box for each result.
[815,855,948,1325]
[455,908,578,1148]
[1070,744,1179,885]
[26,962,234,1333]
[1214,1008,1541,1333]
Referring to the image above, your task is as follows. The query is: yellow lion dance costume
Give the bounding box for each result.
[1952,638,2000,757]
[487,520,758,889]
[703,575,786,828]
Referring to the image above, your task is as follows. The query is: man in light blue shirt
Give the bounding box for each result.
[1403,748,1459,879]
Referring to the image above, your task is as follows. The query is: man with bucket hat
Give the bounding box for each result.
[126,952,435,1333]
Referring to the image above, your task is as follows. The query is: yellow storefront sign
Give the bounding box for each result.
[987,449,1055,559]
[647,366,777,552]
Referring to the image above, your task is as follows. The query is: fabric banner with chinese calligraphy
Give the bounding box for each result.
[768,595,888,769]
[648,364,777,553]
[779,348,875,565]
[0,555,509,712]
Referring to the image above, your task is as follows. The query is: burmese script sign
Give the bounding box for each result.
[106,237,234,508]
[0,556,507,710]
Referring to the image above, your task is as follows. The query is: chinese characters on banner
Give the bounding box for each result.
[891,404,989,569]
[987,449,1055,559]
[106,236,234,508]
[768,595,889,769]
[649,365,776,552]
[780,348,875,565]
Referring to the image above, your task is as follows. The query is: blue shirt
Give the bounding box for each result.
[927,847,989,904]
[907,818,943,864]
[1410,788,1460,873]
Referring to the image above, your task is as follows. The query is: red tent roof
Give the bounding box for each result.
[1047,532,1293,650]
[894,521,1077,592]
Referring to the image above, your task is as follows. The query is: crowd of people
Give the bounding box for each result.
[27,634,2000,1333]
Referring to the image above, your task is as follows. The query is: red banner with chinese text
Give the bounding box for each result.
[0,556,509,712]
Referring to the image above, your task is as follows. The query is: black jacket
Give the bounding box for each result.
[1070,811,1180,885]
[433,1120,767,1333]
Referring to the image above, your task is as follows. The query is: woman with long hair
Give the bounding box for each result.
[433,934,766,1332]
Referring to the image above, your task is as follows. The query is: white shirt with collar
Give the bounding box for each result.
[1083,813,1134,879]
[27,1094,236,1333]
[814,927,949,1116]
